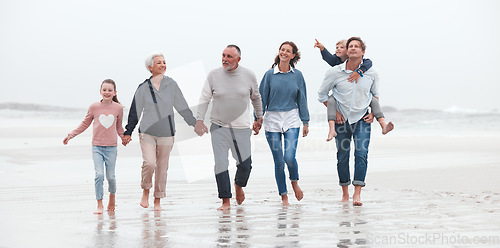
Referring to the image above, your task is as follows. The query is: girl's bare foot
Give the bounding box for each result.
[107,194,115,211]
[140,189,149,208]
[217,198,231,211]
[382,121,394,135]
[94,200,104,214]
[281,194,290,206]
[153,198,162,211]
[291,181,303,201]
[234,183,245,205]
[326,120,337,141]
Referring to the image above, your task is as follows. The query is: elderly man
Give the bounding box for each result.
[195,45,263,211]
[318,37,378,206]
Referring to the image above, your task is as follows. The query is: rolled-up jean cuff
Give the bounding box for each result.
[290,179,298,182]
[280,191,288,196]
[353,180,366,187]
[339,180,351,186]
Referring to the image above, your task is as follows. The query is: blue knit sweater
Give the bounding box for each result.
[259,68,310,124]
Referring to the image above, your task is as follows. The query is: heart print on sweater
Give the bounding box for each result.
[99,114,115,129]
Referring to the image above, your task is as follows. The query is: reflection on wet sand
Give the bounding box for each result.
[94,211,117,247]
[142,211,168,248]
[275,206,302,247]
[217,208,250,247]
[336,203,368,248]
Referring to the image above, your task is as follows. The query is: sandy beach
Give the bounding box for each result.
[1,114,500,247]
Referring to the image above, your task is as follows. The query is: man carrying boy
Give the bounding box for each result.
[318,37,377,206]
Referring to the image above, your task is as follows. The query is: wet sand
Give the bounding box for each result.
[1,124,500,247]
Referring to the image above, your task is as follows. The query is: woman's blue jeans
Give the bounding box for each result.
[335,119,371,187]
[265,128,300,195]
[92,145,117,200]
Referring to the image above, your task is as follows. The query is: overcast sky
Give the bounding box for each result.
[1,0,499,113]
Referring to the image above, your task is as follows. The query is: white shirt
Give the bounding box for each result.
[318,60,379,124]
[264,108,301,133]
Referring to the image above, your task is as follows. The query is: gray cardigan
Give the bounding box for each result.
[125,75,196,137]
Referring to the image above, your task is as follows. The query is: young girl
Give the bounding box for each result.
[260,41,309,206]
[315,39,394,140]
[63,79,125,214]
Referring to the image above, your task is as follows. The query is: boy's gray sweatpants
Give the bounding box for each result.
[327,95,384,121]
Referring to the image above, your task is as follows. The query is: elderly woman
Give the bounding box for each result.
[123,52,196,211]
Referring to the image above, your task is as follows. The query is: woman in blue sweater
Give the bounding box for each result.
[259,41,310,206]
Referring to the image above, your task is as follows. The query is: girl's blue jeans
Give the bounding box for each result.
[92,145,117,200]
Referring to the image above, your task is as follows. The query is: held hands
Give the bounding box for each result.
[252,118,263,135]
[194,120,208,136]
[314,39,325,51]
[122,135,131,146]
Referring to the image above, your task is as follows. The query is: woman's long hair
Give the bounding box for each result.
[271,41,301,69]
[101,79,120,104]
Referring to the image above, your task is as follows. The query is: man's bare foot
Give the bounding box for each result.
[326,121,337,141]
[353,195,363,206]
[341,186,349,202]
[94,200,104,214]
[140,189,149,208]
[107,194,115,211]
[281,194,290,206]
[382,121,394,135]
[153,198,162,211]
[217,198,231,211]
[234,183,245,205]
[291,181,303,201]
[353,185,362,206]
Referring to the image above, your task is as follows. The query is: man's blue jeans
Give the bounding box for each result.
[335,119,371,187]
[265,128,300,195]
[92,146,117,200]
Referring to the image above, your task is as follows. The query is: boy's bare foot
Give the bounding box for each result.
[140,189,149,208]
[382,121,394,135]
[94,200,104,214]
[107,194,115,211]
[153,198,162,211]
[234,183,245,205]
[341,186,349,202]
[281,194,290,206]
[291,181,303,201]
[326,120,337,141]
[217,198,231,211]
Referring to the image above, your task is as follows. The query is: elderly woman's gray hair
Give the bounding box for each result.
[145,52,165,72]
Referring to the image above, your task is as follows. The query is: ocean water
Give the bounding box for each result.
[1,103,500,137]
[310,106,500,137]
